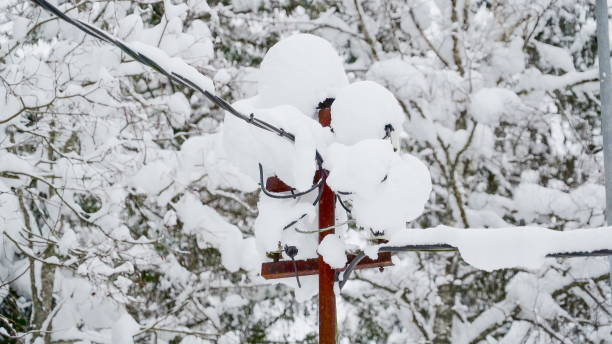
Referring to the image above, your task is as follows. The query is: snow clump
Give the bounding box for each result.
[257,33,349,117]
[325,140,431,232]
[317,234,348,269]
[331,81,404,146]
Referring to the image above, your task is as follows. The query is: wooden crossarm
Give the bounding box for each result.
[265,176,293,192]
[261,252,393,279]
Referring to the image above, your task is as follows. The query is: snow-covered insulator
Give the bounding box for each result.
[331,80,405,147]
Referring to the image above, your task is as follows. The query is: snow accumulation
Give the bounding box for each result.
[176,193,250,272]
[469,87,521,125]
[220,33,432,292]
[331,81,405,146]
[218,32,611,298]
[325,140,432,231]
[386,226,612,272]
[128,41,214,94]
[253,196,316,255]
[256,33,349,117]
[317,234,347,269]
[111,313,140,344]
[535,40,575,72]
[223,97,332,191]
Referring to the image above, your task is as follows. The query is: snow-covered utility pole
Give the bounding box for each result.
[595,0,612,284]
[317,105,337,344]
[260,104,393,344]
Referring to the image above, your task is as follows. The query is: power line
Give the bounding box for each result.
[339,245,612,290]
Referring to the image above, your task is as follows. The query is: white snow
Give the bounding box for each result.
[175,193,253,272]
[325,140,432,232]
[181,336,209,344]
[514,182,604,225]
[218,33,431,297]
[117,13,143,41]
[7,1,612,341]
[257,33,349,117]
[366,58,428,101]
[387,226,612,271]
[325,140,398,195]
[518,68,598,92]
[469,87,522,125]
[218,332,241,344]
[223,99,331,191]
[535,40,575,72]
[11,16,29,40]
[129,158,175,195]
[490,39,526,76]
[331,81,405,146]
[352,154,432,232]
[111,313,140,344]
[219,35,433,297]
[0,151,37,176]
[317,234,348,269]
[253,196,315,255]
[179,133,258,193]
[128,41,214,93]
[58,229,78,255]
[167,92,191,127]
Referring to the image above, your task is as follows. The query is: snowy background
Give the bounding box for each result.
[1,0,612,343]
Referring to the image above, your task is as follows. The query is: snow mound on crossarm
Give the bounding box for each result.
[325,140,432,232]
[318,234,347,269]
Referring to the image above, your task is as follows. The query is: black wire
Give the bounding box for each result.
[282,215,306,231]
[31,0,337,226]
[291,257,301,288]
[258,163,323,199]
[278,170,327,231]
[284,245,301,288]
[339,245,453,290]
[383,124,394,139]
[336,194,351,214]
[312,171,327,206]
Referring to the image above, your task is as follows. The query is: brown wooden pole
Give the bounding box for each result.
[318,105,336,344]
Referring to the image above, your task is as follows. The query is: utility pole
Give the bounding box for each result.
[261,103,393,344]
[595,0,612,284]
